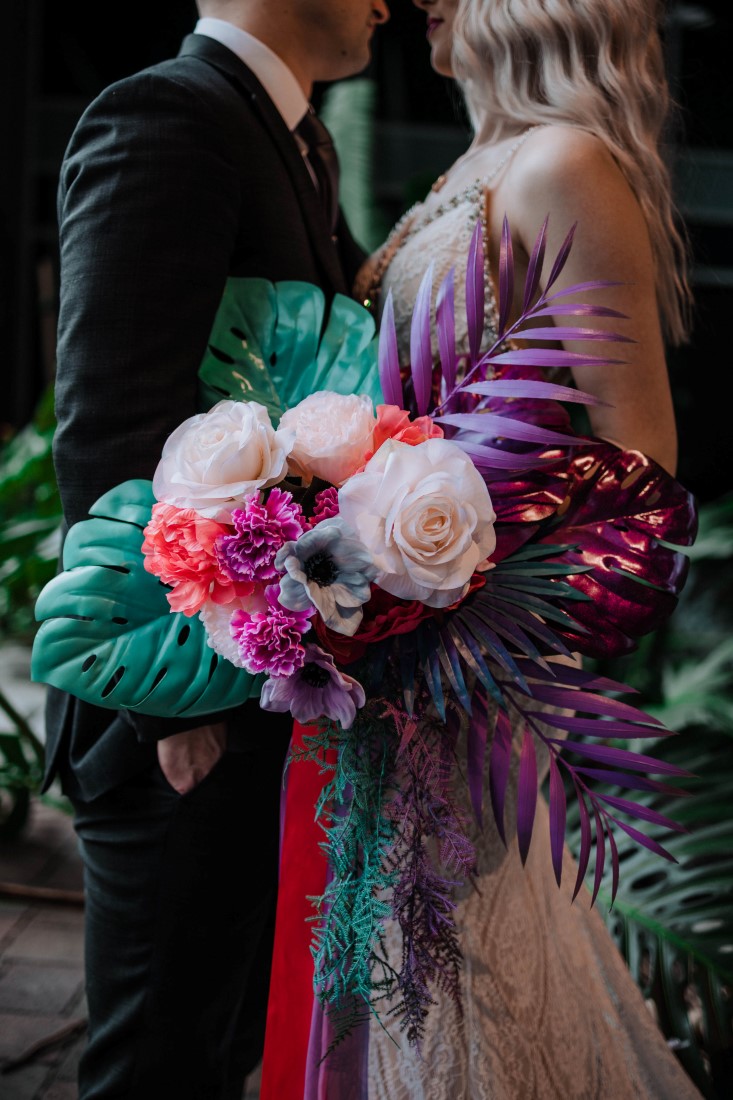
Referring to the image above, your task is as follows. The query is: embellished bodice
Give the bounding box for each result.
[354,128,542,370]
[355,182,500,368]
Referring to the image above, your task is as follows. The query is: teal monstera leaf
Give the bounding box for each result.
[198,278,383,421]
[32,280,382,716]
[31,480,259,717]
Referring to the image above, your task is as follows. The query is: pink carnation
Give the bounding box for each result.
[217,487,307,583]
[310,486,340,525]
[142,502,253,617]
[230,586,313,677]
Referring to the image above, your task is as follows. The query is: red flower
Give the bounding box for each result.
[315,573,486,665]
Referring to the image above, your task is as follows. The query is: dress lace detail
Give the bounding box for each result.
[358,145,703,1099]
[353,126,542,367]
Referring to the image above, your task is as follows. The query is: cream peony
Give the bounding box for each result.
[279,391,376,487]
[337,437,496,608]
[152,400,293,520]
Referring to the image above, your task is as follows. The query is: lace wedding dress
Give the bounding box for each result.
[352,134,702,1100]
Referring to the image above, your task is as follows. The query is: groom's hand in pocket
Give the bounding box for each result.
[157,722,227,795]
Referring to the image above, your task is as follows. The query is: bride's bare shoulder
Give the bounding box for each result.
[501,124,629,207]
[499,124,641,234]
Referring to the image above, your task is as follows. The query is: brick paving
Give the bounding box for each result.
[0,644,261,1098]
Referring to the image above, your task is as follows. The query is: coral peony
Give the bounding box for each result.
[142,502,253,616]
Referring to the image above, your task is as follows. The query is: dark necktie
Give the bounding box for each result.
[295,107,340,235]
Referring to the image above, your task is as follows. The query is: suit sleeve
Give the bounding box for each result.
[335,208,368,293]
[53,71,246,741]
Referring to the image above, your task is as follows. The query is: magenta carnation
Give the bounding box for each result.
[230,586,313,677]
[310,486,340,525]
[217,487,306,584]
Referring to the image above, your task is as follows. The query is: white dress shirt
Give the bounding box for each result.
[193,17,308,131]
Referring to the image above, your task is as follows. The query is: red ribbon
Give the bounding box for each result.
[260,722,334,1099]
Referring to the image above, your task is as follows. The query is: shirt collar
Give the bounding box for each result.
[194,17,308,131]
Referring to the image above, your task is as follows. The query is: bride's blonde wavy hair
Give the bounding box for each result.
[452,0,692,343]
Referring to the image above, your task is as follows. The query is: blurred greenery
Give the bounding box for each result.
[0,383,62,643]
[0,383,63,831]
[567,493,733,1097]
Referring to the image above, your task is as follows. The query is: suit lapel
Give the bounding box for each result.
[178,35,347,296]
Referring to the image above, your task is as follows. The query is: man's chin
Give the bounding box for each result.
[325,45,372,82]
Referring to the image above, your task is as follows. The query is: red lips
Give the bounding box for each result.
[427,18,443,37]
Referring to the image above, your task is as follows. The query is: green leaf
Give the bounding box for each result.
[32,277,385,716]
[31,480,257,717]
[198,278,383,423]
[584,740,733,1092]
[566,493,733,1093]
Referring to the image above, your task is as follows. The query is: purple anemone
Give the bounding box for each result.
[259,644,365,729]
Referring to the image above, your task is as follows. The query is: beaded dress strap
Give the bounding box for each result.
[354,126,545,313]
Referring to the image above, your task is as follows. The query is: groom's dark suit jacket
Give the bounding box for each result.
[45,33,365,801]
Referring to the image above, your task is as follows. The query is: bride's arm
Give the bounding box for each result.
[497,125,678,476]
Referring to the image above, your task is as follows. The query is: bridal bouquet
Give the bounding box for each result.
[32,218,697,1054]
[140,389,497,735]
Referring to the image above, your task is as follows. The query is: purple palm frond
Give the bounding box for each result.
[466,221,485,363]
[523,215,548,313]
[544,220,577,291]
[517,726,538,865]
[378,289,403,408]
[432,216,628,425]
[410,262,435,416]
[548,755,567,887]
[436,267,458,403]
[437,409,584,448]
[497,216,514,338]
[462,378,607,407]
[489,706,513,846]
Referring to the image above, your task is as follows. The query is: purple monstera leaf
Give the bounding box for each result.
[539,443,698,656]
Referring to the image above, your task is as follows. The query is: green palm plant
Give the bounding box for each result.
[567,493,733,1098]
[0,384,62,832]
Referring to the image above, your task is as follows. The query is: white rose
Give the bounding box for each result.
[153,400,293,520]
[337,437,496,608]
[279,391,376,487]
